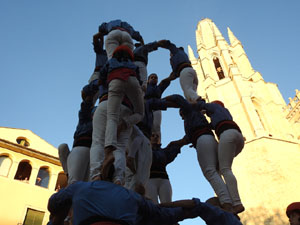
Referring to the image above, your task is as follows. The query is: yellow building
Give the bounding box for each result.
[0,127,67,225]
[189,18,300,224]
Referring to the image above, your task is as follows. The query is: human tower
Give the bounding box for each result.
[48,19,246,225]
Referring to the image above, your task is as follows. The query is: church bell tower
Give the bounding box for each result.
[189,18,300,224]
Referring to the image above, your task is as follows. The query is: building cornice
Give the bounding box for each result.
[0,138,61,166]
[245,135,299,145]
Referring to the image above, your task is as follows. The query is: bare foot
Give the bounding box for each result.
[101,146,115,181]
[91,175,101,181]
[114,180,122,186]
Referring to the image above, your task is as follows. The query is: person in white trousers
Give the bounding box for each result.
[133,41,160,92]
[194,100,245,214]
[165,94,233,212]
[144,72,177,142]
[145,133,186,204]
[98,45,144,180]
[58,82,98,184]
[125,96,175,193]
[89,98,133,185]
[159,40,200,103]
[124,125,152,194]
[98,19,144,59]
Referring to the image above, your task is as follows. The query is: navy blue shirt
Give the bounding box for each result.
[133,41,159,65]
[137,98,169,139]
[150,143,182,180]
[195,101,233,129]
[163,40,191,74]
[47,181,185,225]
[73,82,99,147]
[194,101,241,138]
[167,95,211,144]
[99,58,139,85]
[144,78,171,100]
[192,198,243,225]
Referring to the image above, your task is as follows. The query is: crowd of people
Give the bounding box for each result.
[47,19,298,225]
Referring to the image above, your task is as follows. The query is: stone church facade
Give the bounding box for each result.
[189,18,300,225]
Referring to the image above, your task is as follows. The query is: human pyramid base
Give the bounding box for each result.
[48,19,247,225]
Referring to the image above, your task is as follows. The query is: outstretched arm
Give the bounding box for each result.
[157,72,177,95]
[157,39,178,55]
[163,94,191,111]
[162,137,187,165]
[160,198,243,225]
[137,195,191,225]
[93,32,104,53]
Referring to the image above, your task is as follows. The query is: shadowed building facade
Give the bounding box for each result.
[0,127,67,225]
[189,18,300,225]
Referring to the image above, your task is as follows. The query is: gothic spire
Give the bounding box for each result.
[188,45,197,63]
[228,27,240,45]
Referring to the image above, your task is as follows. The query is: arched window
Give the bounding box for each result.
[252,98,269,132]
[213,57,225,80]
[14,160,32,182]
[0,155,12,177]
[55,172,68,191]
[16,137,30,147]
[35,167,50,188]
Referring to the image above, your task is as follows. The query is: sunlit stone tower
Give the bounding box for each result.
[189,18,300,225]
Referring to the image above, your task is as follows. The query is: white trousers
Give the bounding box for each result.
[58,143,70,174]
[105,29,134,59]
[90,100,132,183]
[195,134,232,205]
[105,77,144,148]
[58,144,89,184]
[218,129,244,206]
[152,110,162,139]
[145,178,172,204]
[179,67,199,103]
[125,126,152,191]
[67,146,90,184]
[134,61,148,91]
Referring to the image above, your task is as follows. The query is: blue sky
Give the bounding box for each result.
[1,1,299,224]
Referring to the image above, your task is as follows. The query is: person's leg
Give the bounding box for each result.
[127,125,143,159]
[134,61,148,92]
[123,76,144,126]
[89,101,107,180]
[145,178,159,204]
[67,146,90,184]
[196,134,232,206]
[158,178,173,203]
[135,134,152,187]
[105,79,125,149]
[112,105,133,185]
[103,82,126,180]
[152,110,162,142]
[179,67,199,103]
[124,126,143,190]
[58,143,70,174]
[218,129,244,212]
